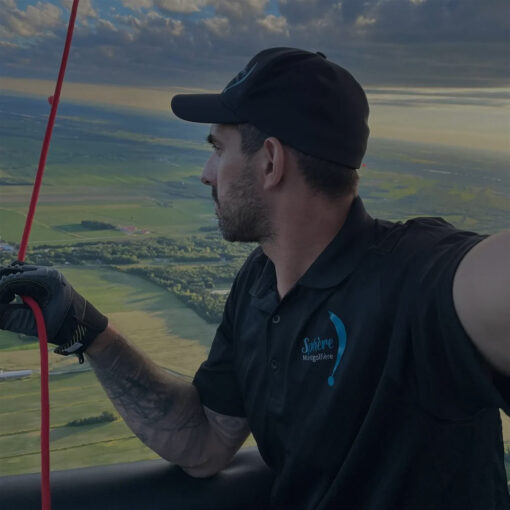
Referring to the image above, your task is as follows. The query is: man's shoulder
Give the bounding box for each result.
[373,215,479,256]
[371,215,485,291]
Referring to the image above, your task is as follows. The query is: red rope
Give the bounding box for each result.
[18,0,80,262]
[17,1,80,509]
[22,297,51,509]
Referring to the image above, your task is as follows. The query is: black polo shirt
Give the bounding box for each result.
[193,197,510,510]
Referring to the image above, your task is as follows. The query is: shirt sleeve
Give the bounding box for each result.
[192,280,246,418]
[407,229,510,419]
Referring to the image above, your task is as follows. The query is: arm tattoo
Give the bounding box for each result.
[86,333,208,463]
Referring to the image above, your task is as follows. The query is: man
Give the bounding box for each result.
[0,48,509,509]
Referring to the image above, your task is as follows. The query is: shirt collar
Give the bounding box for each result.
[249,196,376,298]
[298,196,375,289]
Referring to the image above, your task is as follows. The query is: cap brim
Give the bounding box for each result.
[171,94,241,124]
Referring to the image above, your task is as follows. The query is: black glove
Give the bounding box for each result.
[0,262,108,362]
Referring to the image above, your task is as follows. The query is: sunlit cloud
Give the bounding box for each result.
[1,0,508,89]
[0,0,508,152]
[367,87,510,152]
[0,0,62,38]
[156,0,208,14]
[256,15,289,35]
[61,0,98,20]
[202,16,230,38]
[121,0,153,11]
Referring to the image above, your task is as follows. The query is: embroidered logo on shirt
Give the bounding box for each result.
[300,311,347,387]
[301,336,335,360]
[327,311,347,387]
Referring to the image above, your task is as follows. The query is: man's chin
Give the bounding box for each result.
[220,228,259,243]
[218,221,241,242]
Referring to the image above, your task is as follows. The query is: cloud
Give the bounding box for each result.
[61,0,98,21]
[275,0,510,87]
[0,0,62,38]
[156,0,207,14]
[355,15,376,28]
[367,87,510,109]
[278,0,338,24]
[0,0,508,90]
[210,0,269,19]
[202,16,229,38]
[121,0,154,11]
[256,15,289,35]
[0,76,201,113]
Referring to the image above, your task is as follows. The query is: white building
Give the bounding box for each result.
[0,370,33,381]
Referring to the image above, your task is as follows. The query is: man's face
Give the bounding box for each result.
[202,124,272,243]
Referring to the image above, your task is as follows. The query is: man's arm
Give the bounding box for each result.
[86,326,250,478]
[453,230,510,376]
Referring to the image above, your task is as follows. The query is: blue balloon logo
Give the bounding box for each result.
[328,311,347,387]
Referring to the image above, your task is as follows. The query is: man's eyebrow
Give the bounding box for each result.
[206,133,222,146]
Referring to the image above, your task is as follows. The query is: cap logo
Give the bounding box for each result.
[222,62,258,93]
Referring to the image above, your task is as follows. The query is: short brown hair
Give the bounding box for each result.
[236,123,358,199]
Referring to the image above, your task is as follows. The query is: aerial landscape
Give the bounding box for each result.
[0,93,508,480]
[0,0,508,498]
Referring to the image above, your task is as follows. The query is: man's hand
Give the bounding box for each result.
[0,262,108,358]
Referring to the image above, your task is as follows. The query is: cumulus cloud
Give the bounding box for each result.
[355,15,376,28]
[210,0,268,19]
[202,16,230,38]
[97,19,118,33]
[121,0,153,11]
[278,0,337,23]
[120,0,209,14]
[0,0,508,89]
[0,0,62,38]
[367,87,510,109]
[257,15,289,35]
[61,0,98,20]
[156,0,207,14]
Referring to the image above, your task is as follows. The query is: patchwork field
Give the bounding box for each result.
[1,183,214,245]
[0,266,242,476]
[0,94,508,479]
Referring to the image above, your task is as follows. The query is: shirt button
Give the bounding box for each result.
[272,314,281,324]
[271,358,278,370]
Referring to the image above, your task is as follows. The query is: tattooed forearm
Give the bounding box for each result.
[85,326,250,477]
[86,329,210,466]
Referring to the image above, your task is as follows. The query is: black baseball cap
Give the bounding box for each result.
[171,47,369,169]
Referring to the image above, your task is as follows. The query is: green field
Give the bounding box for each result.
[0,266,216,372]
[1,95,508,479]
[0,266,211,476]
[0,371,152,475]
[1,97,509,250]
[0,184,214,245]
[0,264,257,476]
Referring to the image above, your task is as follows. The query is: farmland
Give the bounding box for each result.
[0,94,509,478]
[0,266,258,476]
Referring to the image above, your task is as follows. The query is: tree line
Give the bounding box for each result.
[0,234,254,324]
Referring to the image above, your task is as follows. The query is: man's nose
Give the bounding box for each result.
[201,154,216,186]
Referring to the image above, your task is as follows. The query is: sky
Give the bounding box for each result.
[0,0,509,152]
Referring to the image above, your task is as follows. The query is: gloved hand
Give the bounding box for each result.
[0,262,108,361]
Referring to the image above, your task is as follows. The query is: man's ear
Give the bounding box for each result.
[262,137,285,191]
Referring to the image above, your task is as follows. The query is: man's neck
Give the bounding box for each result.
[262,194,354,299]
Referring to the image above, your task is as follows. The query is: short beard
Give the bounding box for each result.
[213,163,273,243]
